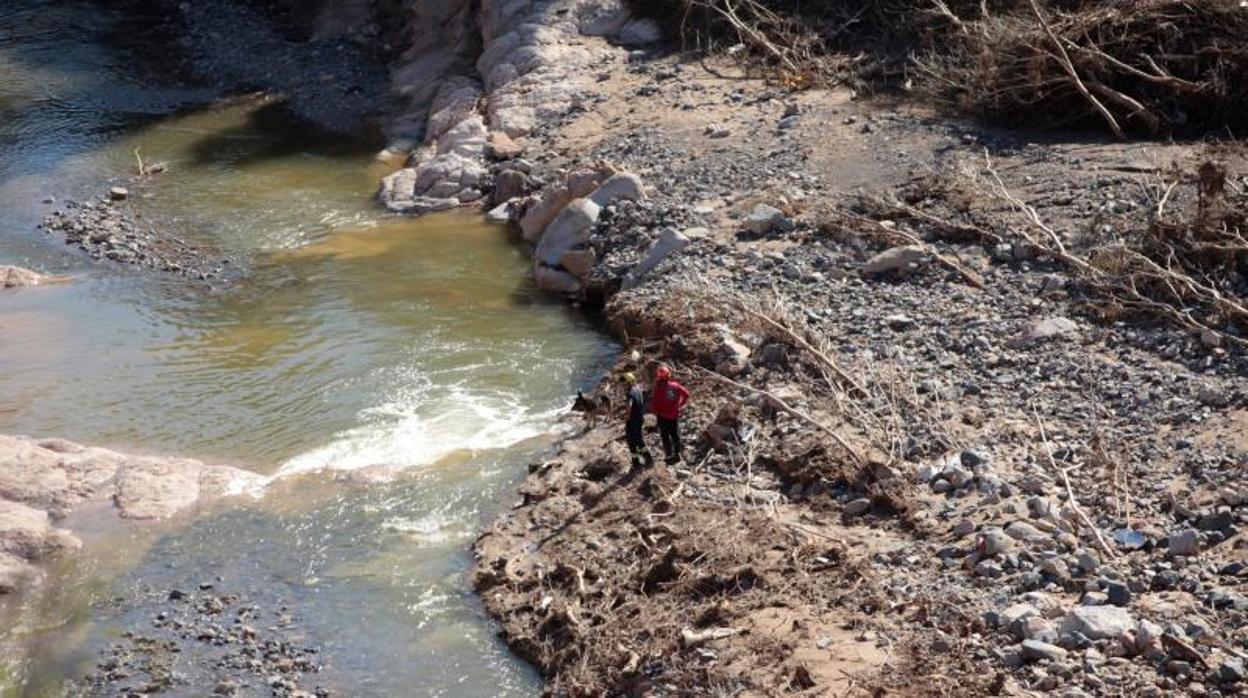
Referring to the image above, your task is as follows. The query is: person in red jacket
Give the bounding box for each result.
[650,364,690,464]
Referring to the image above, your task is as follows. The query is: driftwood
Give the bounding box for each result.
[1034,409,1117,560]
[697,367,865,467]
[680,626,741,647]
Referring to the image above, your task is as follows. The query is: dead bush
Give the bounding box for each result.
[926,0,1248,136]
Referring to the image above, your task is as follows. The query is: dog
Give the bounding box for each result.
[571,391,612,426]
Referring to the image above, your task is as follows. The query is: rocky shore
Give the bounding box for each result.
[4,0,1246,694]
[438,35,1248,698]
[66,580,329,698]
[40,191,239,282]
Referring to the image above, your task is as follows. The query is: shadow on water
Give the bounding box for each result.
[182,98,383,170]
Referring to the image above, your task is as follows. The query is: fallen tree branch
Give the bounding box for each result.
[1034,408,1117,560]
[730,297,871,395]
[1030,0,1123,138]
[697,367,865,467]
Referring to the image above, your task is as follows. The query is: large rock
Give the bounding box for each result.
[0,435,262,520]
[1,265,48,288]
[577,0,631,36]
[493,169,531,204]
[1059,606,1135,642]
[559,249,596,278]
[380,116,489,213]
[0,552,39,594]
[0,499,79,595]
[520,186,573,241]
[622,227,690,290]
[425,76,484,142]
[615,17,663,45]
[744,204,794,234]
[587,173,644,207]
[0,435,263,595]
[387,0,483,141]
[534,265,582,294]
[0,500,79,561]
[486,131,525,160]
[862,246,927,275]
[1021,639,1068,663]
[535,198,601,267]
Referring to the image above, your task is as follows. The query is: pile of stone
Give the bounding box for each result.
[39,195,231,280]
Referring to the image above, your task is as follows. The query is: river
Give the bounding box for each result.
[0,1,615,695]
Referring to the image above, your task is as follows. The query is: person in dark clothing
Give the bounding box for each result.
[621,372,653,469]
[649,364,690,464]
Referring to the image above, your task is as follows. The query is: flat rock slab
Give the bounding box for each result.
[0,434,263,595]
[0,265,48,288]
[0,434,262,520]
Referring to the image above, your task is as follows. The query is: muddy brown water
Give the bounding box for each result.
[0,2,615,695]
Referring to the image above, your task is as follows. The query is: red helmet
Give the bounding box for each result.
[655,365,671,381]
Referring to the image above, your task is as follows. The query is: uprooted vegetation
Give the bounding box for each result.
[634,0,1248,136]
[828,147,1248,349]
[474,286,1002,695]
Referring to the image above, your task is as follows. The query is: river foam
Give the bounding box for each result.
[270,383,570,481]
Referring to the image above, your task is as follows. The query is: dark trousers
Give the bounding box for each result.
[626,422,652,467]
[658,417,681,462]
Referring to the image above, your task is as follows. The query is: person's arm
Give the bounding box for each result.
[675,382,690,409]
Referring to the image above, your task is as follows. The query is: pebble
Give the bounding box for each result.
[1167,529,1200,557]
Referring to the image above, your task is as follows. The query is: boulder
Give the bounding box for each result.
[1059,606,1135,642]
[615,17,663,45]
[1018,617,1059,644]
[520,186,573,241]
[0,266,48,288]
[559,249,597,278]
[622,227,691,290]
[0,552,39,594]
[534,265,581,294]
[1001,603,1040,630]
[568,168,612,198]
[0,435,261,520]
[486,131,525,160]
[1021,639,1068,663]
[0,500,79,561]
[979,528,1014,557]
[844,498,871,517]
[494,169,531,204]
[485,202,515,224]
[744,204,794,234]
[578,0,631,36]
[862,246,926,275]
[1167,529,1201,556]
[534,199,601,267]
[587,173,645,207]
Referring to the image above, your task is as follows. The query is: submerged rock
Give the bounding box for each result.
[0,434,262,595]
[0,265,49,288]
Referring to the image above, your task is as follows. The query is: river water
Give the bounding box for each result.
[0,2,614,695]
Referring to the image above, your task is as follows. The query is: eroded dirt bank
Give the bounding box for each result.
[465,47,1248,697]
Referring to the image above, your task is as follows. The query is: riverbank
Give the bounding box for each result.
[2,0,1245,695]
[0,1,612,694]
[467,44,1248,697]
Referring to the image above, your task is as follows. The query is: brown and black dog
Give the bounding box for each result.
[571,391,612,426]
